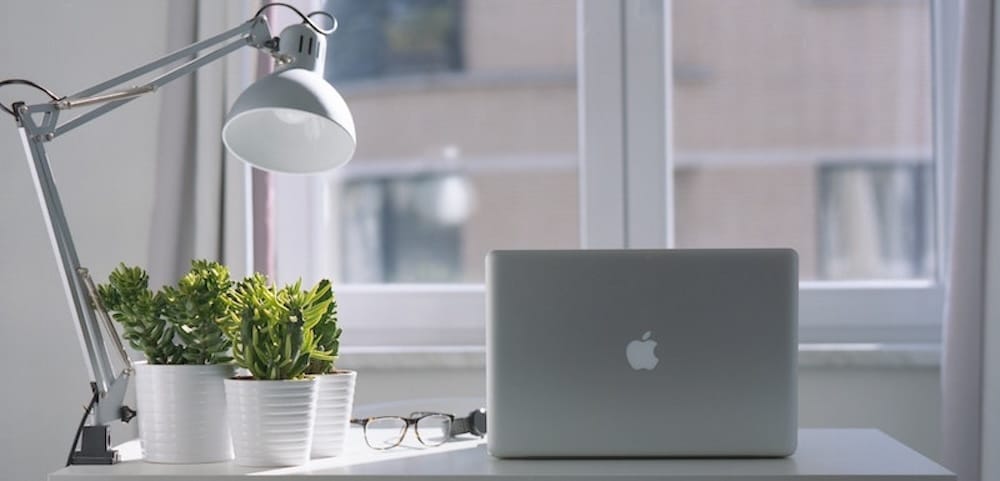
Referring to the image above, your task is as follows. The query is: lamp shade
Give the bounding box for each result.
[222,68,356,174]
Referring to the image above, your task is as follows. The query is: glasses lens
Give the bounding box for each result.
[415,414,452,446]
[365,417,407,450]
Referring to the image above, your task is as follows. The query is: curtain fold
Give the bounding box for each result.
[252,5,276,278]
[942,1,996,480]
[148,0,254,288]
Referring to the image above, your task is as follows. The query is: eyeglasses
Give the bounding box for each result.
[351,412,454,450]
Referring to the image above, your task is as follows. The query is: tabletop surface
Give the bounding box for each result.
[49,428,955,480]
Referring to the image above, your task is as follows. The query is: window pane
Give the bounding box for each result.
[818,162,935,279]
[672,0,934,281]
[291,0,578,284]
[327,0,463,81]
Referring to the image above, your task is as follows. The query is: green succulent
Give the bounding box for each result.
[293,279,340,375]
[97,260,234,365]
[98,264,181,364]
[223,275,337,380]
[160,260,233,364]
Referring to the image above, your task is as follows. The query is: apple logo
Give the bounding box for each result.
[626,331,659,370]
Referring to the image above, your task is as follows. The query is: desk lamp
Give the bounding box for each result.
[0,3,355,465]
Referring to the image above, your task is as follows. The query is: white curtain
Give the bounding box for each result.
[942,1,1000,480]
[147,0,257,287]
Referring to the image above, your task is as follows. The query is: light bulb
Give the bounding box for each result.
[273,108,310,124]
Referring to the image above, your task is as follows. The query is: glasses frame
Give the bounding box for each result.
[351,412,455,450]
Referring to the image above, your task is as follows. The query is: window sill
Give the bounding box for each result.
[797,343,940,368]
[337,343,941,370]
[339,346,487,370]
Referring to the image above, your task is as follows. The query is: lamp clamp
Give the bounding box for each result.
[120,406,137,424]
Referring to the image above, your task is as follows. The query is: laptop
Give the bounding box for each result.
[486,249,797,458]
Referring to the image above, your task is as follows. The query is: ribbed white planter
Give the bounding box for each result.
[134,362,235,464]
[311,371,357,458]
[224,377,318,467]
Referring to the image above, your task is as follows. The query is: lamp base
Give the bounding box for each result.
[70,425,119,465]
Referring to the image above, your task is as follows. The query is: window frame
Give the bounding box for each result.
[272,0,954,348]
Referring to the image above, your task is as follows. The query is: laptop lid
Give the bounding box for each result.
[486,249,797,458]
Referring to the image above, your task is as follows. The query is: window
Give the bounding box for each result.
[325,0,463,82]
[670,0,936,284]
[818,162,935,281]
[669,0,946,343]
[339,173,465,283]
[273,0,952,348]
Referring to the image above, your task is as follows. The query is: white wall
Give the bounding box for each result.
[0,2,166,481]
[0,1,943,480]
[800,366,941,460]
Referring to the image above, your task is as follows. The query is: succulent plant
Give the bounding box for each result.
[223,275,337,380]
[98,264,181,364]
[294,279,340,375]
[160,260,233,364]
[98,260,235,365]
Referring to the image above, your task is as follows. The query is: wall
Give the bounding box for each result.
[0,1,942,480]
[0,2,166,481]
[800,365,941,460]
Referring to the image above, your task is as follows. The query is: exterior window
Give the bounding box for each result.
[340,174,465,283]
[325,0,463,82]
[818,163,935,281]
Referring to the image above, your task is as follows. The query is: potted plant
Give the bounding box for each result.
[299,279,356,458]
[98,260,236,464]
[221,274,336,467]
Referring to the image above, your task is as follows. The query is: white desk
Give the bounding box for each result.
[49,428,954,480]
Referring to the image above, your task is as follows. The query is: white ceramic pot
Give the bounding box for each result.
[311,371,357,458]
[224,377,318,467]
[134,362,235,463]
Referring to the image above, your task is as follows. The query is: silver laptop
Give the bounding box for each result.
[486,249,797,458]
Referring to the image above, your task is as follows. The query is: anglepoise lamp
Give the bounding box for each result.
[0,3,355,465]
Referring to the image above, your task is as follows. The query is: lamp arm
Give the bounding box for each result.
[16,128,126,425]
[70,17,273,101]
[16,16,275,142]
[79,267,133,370]
[9,14,277,428]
